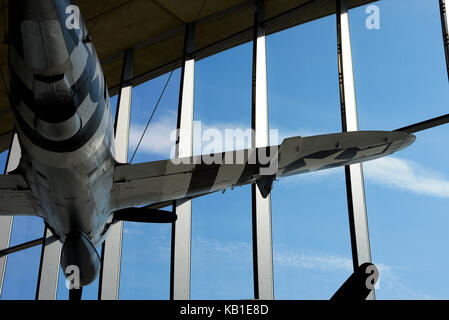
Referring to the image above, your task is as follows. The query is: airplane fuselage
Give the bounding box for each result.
[8,0,117,283]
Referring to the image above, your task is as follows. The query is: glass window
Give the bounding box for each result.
[350,0,449,299]
[1,245,42,300]
[1,142,43,300]
[0,150,8,172]
[119,70,181,299]
[190,42,254,299]
[351,0,448,130]
[267,15,353,299]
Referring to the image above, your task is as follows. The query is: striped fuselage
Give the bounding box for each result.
[8,0,117,255]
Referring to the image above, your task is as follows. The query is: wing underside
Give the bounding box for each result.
[111,131,415,211]
[0,173,37,216]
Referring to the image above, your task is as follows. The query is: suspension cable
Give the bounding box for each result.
[129,69,174,163]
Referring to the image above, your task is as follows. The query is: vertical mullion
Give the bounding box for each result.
[98,48,134,300]
[0,134,20,297]
[251,0,274,300]
[440,0,449,80]
[336,0,374,300]
[170,23,195,301]
[35,227,62,300]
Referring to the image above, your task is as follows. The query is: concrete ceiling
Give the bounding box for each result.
[0,0,376,153]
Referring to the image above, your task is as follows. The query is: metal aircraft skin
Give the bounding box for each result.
[0,0,415,286]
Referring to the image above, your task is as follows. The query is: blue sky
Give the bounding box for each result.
[1,0,449,300]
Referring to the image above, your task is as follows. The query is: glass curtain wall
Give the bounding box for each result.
[350,0,449,299]
[118,71,181,300]
[267,14,353,299]
[191,43,254,300]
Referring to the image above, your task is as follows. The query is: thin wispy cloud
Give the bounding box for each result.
[363,157,449,198]
[190,238,417,296]
[123,227,144,236]
[274,250,353,272]
[272,248,433,298]
[192,237,252,259]
[281,155,449,199]
[123,226,433,299]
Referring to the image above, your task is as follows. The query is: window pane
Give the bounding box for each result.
[350,0,449,299]
[0,150,8,172]
[119,70,180,299]
[1,143,44,300]
[1,246,41,300]
[191,43,254,299]
[351,0,448,130]
[1,216,43,300]
[267,15,353,299]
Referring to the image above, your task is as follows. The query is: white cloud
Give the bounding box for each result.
[192,237,252,258]
[274,250,353,272]
[123,227,144,236]
[363,156,449,198]
[123,226,433,299]
[272,249,433,298]
[279,155,449,199]
[129,115,176,157]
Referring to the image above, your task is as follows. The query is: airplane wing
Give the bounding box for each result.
[110,130,415,211]
[0,173,38,215]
